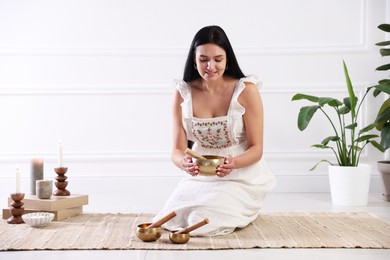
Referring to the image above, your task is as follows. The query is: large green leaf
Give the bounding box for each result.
[338,106,351,115]
[291,94,319,103]
[343,96,358,109]
[373,86,381,97]
[380,48,390,57]
[378,24,390,32]
[297,105,320,131]
[375,105,390,130]
[374,83,390,95]
[380,123,390,150]
[370,140,385,153]
[359,123,377,134]
[376,41,390,46]
[318,97,334,106]
[345,123,357,129]
[321,136,339,145]
[355,134,379,142]
[315,97,342,107]
[376,63,390,71]
[326,98,343,107]
[311,144,332,149]
[343,61,356,118]
[380,79,390,84]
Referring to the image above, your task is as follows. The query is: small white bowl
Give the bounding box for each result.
[22,212,55,227]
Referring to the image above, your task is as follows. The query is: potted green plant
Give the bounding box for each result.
[373,23,390,202]
[292,61,384,206]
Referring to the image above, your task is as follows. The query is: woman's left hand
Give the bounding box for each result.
[216,156,235,177]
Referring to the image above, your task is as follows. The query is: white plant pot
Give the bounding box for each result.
[328,164,371,206]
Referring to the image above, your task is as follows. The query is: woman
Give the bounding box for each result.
[153,25,276,236]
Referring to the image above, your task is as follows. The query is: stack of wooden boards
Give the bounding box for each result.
[2,194,88,221]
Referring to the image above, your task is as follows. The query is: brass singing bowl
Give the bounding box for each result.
[169,231,190,244]
[193,155,225,176]
[136,223,162,242]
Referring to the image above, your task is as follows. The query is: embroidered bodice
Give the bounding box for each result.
[175,75,262,149]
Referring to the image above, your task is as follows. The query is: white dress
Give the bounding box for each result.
[153,75,276,236]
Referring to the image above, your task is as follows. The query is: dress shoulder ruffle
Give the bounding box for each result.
[174,79,192,118]
[230,75,263,116]
[174,79,190,98]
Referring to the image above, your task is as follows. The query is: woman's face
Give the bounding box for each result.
[194,43,227,81]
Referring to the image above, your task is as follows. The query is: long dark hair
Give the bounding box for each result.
[183,25,245,82]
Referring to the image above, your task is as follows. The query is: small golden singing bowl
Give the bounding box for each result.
[169,231,190,244]
[136,223,162,242]
[193,155,225,176]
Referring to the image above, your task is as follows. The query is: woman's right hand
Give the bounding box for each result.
[182,155,199,176]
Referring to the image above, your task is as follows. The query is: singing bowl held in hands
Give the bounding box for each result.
[192,155,225,176]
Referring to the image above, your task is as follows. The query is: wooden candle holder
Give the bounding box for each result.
[53,167,70,196]
[7,193,25,224]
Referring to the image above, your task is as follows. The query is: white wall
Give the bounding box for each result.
[0,0,389,201]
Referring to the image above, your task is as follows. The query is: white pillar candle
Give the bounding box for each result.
[58,142,64,167]
[16,167,21,193]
